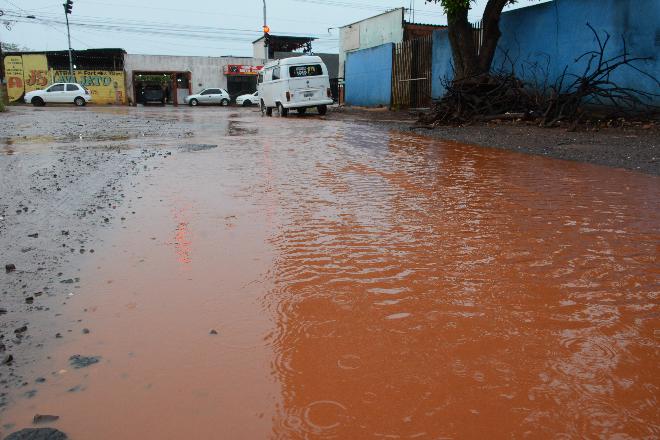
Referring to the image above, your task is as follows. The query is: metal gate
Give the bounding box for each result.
[392,36,432,109]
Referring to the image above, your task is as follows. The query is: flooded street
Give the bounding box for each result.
[1,107,658,438]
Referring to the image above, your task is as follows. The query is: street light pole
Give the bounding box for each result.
[262,0,268,60]
[63,1,73,77]
[0,9,5,85]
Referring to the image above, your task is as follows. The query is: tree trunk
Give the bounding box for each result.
[445,0,509,79]
[477,0,509,73]
[446,7,478,79]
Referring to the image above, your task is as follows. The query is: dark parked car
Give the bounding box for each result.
[142,85,165,105]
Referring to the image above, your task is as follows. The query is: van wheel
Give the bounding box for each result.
[74,97,86,107]
[277,102,288,117]
[31,97,45,107]
[317,105,328,115]
[297,108,307,115]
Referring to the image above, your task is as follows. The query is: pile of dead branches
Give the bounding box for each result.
[419,24,659,128]
[418,73,535,125]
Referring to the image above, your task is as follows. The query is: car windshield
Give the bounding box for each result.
[289,64,323,78]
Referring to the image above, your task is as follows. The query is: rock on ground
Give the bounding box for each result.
[4,428,67,440]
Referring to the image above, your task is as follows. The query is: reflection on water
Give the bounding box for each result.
[263,131,659,438]
[1,112,657,439]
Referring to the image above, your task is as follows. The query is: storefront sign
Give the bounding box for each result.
[223,65,263,76]
[52,70,126,104]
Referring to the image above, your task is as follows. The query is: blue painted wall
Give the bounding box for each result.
[431,0,660,104]
[345,43,393,107]
[431,29,453,99]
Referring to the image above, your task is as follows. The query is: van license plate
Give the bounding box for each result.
[304,92,314,97]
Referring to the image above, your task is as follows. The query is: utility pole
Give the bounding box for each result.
[0,9,5,85]
[63,0,73,78]
[262,0,268,60]
[0,9,6,105]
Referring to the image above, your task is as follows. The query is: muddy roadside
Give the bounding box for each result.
[0,107,194,415]
[331,106,660,175]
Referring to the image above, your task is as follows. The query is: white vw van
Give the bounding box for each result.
[257,56,334,117]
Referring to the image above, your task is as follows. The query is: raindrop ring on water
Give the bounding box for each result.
[303,400,348,431]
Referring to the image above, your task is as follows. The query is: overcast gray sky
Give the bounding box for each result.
[1,0,548,56]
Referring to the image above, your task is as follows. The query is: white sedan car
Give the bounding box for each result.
[236,91,259,107]
[25,83,92,107]
[185,88,230,106]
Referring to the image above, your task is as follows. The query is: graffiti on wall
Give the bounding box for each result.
[52,70,126,104]
[21,54,49,94]
[2,54,126,104]
[3,56,24,102]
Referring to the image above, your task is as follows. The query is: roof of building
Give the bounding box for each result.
[404,21,447,28]
[2,48,126,70]
[251,35,317,45]
[3,48,126,56]
[339,7,404,29]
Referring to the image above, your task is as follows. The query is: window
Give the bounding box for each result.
[66,84,80,91]
[201,89,219,95]
[48,84,65,92]
[289,64,323,78]
[272,67,280,80]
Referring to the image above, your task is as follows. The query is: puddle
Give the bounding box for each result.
[1,111,658,439]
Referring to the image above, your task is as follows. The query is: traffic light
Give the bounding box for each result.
[64,0,73,14]
[263,25,270,45]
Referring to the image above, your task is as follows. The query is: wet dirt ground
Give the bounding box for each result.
[0,106,658,439]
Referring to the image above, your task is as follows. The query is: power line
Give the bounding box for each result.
[1,0,90,48]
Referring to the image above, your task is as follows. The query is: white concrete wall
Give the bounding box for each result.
[124,54,264,104]
[339,8,404,78]
[253,40,266,59]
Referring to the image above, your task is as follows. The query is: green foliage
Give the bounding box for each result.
[427,0,518,15]
[1,42,30,52]
[436,0,471,15]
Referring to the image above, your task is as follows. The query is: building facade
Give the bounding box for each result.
[2,48,127,105]
[123,54,264,105]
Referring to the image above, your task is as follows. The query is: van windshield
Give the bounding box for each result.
[289,64,323,78]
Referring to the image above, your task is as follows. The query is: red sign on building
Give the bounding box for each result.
[223,65,263,76]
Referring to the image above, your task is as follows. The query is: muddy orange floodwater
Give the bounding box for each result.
[3,112,659,439]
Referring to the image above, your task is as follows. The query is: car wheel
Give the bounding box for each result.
[74,97,86,107]
[297,107,307,115]
[221,98,229,106]
[317,105,328,115]
[277,102,288,117]
[243,100,251,107]
[31,97,45,107]
[189,98,199,107]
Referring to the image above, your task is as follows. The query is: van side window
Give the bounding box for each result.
[272,67,280,80]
